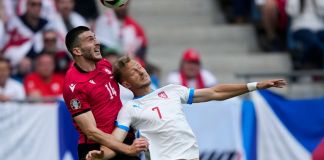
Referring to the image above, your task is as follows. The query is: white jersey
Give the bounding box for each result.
[116,84,199,160]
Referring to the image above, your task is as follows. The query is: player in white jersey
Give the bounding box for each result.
[86,56,287,160]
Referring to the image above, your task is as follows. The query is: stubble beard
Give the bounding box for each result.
[81,48,101,62]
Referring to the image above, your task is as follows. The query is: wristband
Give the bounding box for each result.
[247,82,258,92]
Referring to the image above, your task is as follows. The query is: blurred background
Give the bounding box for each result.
[0,0,324,160]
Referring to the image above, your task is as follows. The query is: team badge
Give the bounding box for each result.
[70,99,81,110]
[158,91,168,99]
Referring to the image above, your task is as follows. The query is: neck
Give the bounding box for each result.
[133,85,152,98]
[75,58,97,72]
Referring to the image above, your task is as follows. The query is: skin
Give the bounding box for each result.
[181,61,200,79]
[43,31,58,54]
[86,59,287,160]
[0,60,11,102]
[35,54,55,82]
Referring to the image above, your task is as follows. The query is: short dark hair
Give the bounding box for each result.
[113,56,131,83]
[65,26,90,56]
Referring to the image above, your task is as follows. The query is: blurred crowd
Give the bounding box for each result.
[0,0,219,102]
[218,0,324,71]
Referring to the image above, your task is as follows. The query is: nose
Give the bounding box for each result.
[95,38,100,45]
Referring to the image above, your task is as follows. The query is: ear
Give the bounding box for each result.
[72,48,82,56]
[121,81,131,89]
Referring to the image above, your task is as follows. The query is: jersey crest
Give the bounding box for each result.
[70,99,81,110]
[158,91,168,99]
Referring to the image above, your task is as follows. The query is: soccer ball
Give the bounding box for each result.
[100,0,128,9]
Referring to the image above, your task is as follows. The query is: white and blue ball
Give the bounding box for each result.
[100,0,128,9]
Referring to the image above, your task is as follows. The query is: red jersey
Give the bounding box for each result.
[63,59,122,144]
[24,73,64,98]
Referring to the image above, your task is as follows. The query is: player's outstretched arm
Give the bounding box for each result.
[74,111,148,156]
[193,79,287,103]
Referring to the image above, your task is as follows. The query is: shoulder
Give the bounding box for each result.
[7,78,24,88]
[119,100,137,112]
[24,73,38,81]
[98,59,112,68]
[161,84,188,92]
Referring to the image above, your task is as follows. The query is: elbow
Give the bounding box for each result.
[84,127,99,141]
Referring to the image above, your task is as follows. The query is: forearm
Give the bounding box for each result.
[86,128,131,155]
[100,146,117,159]
[211,84,249,100]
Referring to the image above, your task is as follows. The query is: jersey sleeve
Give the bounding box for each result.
[115,103,133,132]
[172,84,195,104]
[63,84,91,117]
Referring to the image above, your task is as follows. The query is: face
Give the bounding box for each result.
[56,0,74,18]
[43,31,57,53]
[121,60,151,89]
[26,0,42,18]
[18,57,32,75]
[0,61,10,85]
[182,61,200,79]
[76,31,102,62]
[35,55,55,78]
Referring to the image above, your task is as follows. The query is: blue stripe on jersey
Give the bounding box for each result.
[115,121,129,132]
[187,88,195,104]
[135,130,141,138]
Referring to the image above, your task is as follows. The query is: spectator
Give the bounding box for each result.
[2,0,53,66]
[2,0,16,20]
[42,29,71,74]
[286,0,324,69]
[167,48,218,89]
[52,0,87,46]
[231,0,252,23]
[255,0,288,51]
[15,0,56,20]
[24,53,64,99]
[0,0,7,48]
[11,57,33,83]
[0,57,26,102]
[0,16,4,49]
[95,1,148,61]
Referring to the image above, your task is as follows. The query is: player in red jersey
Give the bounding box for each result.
[63,26,148,160]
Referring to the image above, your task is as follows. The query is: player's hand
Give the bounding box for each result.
[86,150,104,160]
[127,137,149,156]
[257,79,287,89]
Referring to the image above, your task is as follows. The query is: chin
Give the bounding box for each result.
[139,81,151,88]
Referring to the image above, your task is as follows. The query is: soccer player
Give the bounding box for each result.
[63,26,148,160]
[86,56,287,160]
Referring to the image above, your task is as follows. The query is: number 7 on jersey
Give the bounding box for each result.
[152,107,163,119]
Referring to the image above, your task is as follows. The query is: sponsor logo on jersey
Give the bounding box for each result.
[158,91,168,99]
[69,84,76,92]
[70,99,81,110]
[132,104,142,109]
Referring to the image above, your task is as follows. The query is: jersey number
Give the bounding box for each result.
[152,107,163,119]
[105,82,117,99]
